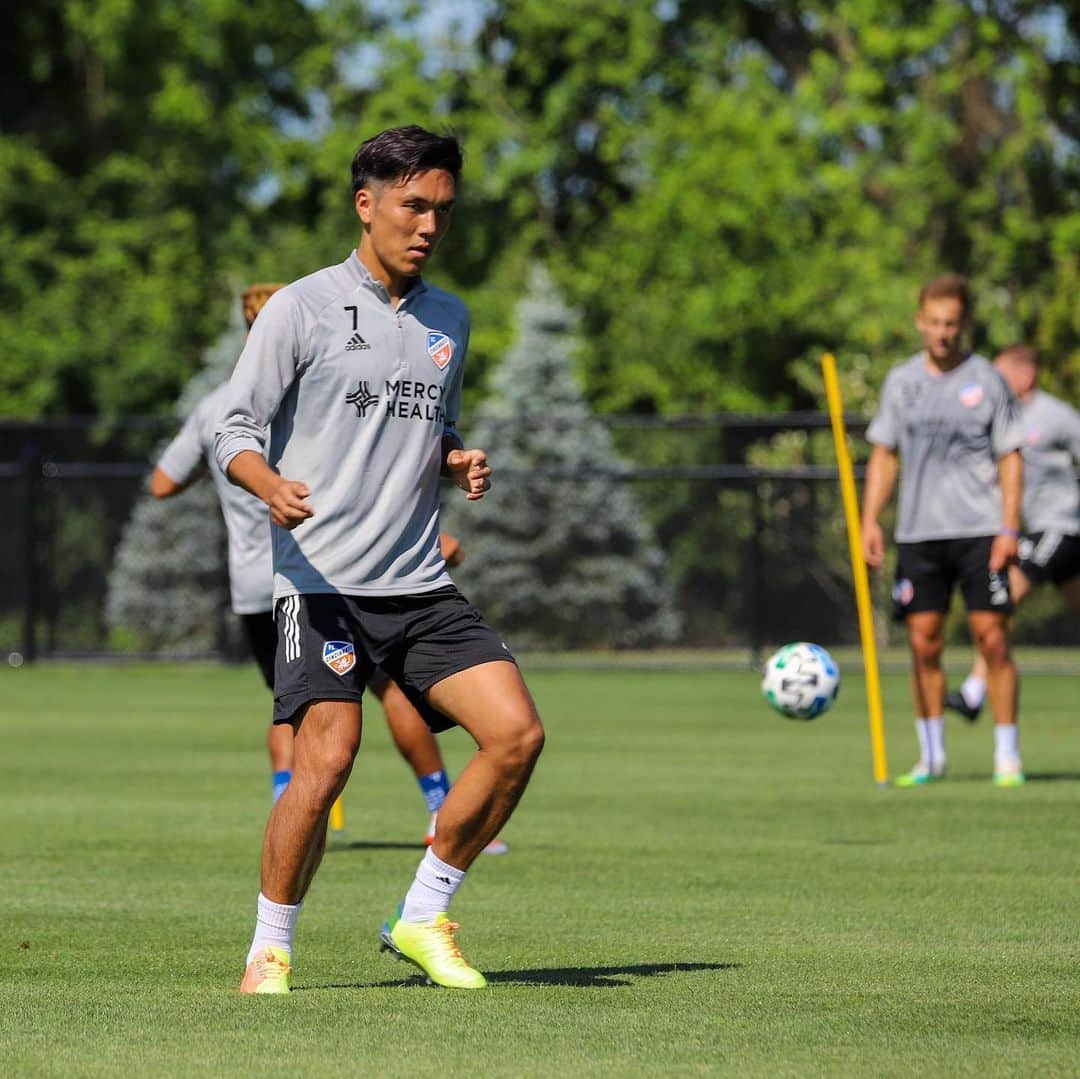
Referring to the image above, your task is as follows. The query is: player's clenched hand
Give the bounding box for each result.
[862,519,885,569]
[989,534,1018,574]
[268,478,314,529]
[446,449,491,501]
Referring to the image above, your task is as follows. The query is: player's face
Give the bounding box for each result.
[995,358,1038,398]
[355,169,456,285]
[915,297,967,363]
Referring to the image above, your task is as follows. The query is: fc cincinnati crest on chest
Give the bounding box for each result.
[427,331,454,370]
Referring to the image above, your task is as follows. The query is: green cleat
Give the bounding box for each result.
[895,764,945,788]
[993,762,1026,787]
[240,945,292,994]
[379,909,488,989]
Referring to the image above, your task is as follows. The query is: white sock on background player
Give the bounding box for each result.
[915,717,946,774]
[993,723,1021,769]
[961,675,987,710]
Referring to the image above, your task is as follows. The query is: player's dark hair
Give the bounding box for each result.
[351,126,463,194]
[995,342,1039,367]
[918,274,972,315]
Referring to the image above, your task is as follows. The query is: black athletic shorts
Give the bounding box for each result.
[892,536,1012,621]
[1017,531,1080,587]
[240,611,277,691]
[272,586,516,730]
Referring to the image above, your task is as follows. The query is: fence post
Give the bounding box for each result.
[748,477,765,667]
[19,444,39,664]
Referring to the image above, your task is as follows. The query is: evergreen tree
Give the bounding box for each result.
[442,270,680,650]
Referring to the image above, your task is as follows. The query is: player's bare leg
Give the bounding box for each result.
[970,610,1023,785]
[379,661,543,988]
[241,700,362,993]
[950,566,1034,722]
[262,700,362,903]
[896,611,948,785]
[425,661,543,867]
[268,721,294,803]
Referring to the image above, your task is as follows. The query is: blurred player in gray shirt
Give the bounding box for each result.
[151,283,290,795]
[947,344,1080,721]
[862,275,1026,787]
[216,126,544,995]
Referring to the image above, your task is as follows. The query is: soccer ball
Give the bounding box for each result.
[761,642,840,720]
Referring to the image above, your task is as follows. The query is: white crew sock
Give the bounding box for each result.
[994,723,1021,769]
[246,892,301,965]
[915,717,946,774]
[400,848,466,924]
[961,675,987,710]
[926,717,946,772]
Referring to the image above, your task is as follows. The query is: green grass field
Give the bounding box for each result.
[2,662,1078,1077]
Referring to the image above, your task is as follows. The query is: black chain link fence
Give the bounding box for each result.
[2,415,1076,664]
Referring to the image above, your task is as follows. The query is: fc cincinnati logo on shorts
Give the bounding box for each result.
[959,384,984,408]
[427,331,454,370]
[322,640,356,676]
[892,578,915,606]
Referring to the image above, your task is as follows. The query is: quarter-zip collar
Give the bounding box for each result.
[348,250,428,310]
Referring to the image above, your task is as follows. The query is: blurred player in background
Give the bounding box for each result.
[152,286,505,851]
[151,283,291,793]
[946,344,1080,722]
[217,126,543,995]
[861,275,1027,787]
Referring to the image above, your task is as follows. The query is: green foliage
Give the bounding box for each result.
[442,271,680,648]
[1,0,1075,422]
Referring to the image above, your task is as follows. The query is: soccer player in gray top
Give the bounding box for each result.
[216,126,544,994]
[947,344,1080,721]
[861,275,1026,787]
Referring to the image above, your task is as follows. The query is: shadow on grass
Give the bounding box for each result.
[1023,772,1080,783]
[296,961,739,992]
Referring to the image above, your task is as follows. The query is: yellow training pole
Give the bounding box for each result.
[329,795,346,833]
[822,353,889,785]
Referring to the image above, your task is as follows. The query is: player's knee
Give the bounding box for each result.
[910,631,944,665]
[491,714,545,774]
[975,626,1010,667]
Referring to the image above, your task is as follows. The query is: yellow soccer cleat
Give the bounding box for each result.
[240,946,292,994]
[379,910,487,989]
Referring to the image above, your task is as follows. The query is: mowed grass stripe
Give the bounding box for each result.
[1,663,1078,1076]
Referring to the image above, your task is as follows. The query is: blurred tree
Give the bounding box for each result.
[0,0,365,418]
[441,269,680,649]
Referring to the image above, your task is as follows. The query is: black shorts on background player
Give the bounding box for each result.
[892,536,1012,621]
[273,586,515,730]
[240,611,278,690]
[1018,531,1080,587]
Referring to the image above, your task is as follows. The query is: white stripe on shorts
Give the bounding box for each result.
[1032,531,1063,568]
[281,595,301,663]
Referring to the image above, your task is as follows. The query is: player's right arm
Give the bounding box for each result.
[861,445,899,568]
[151,404,208,499]
[214,289,313,530]
[226,450,313,530]
[861,369,903,569]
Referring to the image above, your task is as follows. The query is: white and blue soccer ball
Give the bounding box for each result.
[761,642,840,720]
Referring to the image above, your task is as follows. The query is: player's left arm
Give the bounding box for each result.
[990,449,1023,572]
[438,317,489,501]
